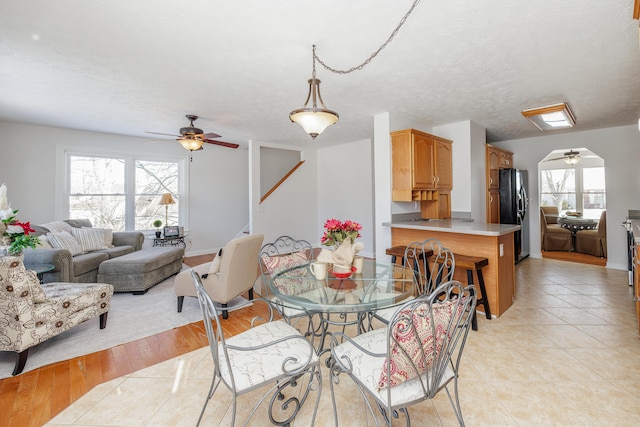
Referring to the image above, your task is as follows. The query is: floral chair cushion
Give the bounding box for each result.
[377,298,460,390]
[261,251,308,277]
[0,256,113,356]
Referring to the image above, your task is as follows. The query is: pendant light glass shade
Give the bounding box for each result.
[289,77,339,139]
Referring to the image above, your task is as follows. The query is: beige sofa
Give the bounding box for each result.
[24,219,144,283]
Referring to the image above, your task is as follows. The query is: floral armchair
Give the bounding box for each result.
[0,256,113,375]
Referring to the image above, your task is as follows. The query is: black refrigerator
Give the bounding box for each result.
[499,168,529,263]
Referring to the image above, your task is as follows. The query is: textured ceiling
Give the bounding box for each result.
[1,1,639,148]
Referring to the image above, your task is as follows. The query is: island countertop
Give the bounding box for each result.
[382,219,520,237]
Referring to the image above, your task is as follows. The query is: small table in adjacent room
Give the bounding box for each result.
[153,235,186,249]
[24,263,55,283]
[557,216,598,249]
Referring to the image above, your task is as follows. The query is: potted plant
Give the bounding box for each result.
[153,220,163,238]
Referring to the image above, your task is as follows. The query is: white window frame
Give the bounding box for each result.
[55,145,189,231]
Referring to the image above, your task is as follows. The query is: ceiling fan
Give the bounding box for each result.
[544,150,582,164]
[146,114,239,151]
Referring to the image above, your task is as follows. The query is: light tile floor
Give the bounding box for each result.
[47,258,640,426]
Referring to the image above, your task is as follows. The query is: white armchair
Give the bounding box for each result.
[174,234,264,319]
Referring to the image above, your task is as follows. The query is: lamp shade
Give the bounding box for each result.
[159,193,175,205]
[289,109,339,139]
[178,137,204,151]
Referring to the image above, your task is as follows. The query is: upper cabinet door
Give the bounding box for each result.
[488,148,500,189]
[499,151,512,168]
[412,133,435,189]
[434,139,453,190]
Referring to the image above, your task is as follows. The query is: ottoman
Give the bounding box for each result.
[97,247,184,294]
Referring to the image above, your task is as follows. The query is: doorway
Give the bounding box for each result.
[538,148,606,265]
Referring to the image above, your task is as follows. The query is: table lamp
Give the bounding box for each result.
[158,193,175,225]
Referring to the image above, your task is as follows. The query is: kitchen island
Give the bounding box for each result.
[382,219,520,317]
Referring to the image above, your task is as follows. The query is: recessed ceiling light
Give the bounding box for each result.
[521,103,576,131]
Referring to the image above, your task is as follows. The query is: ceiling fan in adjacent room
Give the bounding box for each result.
[544,150,582,165]
[146,115,239,153]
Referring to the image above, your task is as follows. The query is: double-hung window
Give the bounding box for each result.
[63,150,186,231]
[540,166,605,220]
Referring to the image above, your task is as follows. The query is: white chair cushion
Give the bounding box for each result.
[332,327,454,407]
[218,320,318,393]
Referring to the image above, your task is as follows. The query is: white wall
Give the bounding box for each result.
[492,124,640,270]
[249,141,319,247]
[317,138,375,259]
[0,121,249,256]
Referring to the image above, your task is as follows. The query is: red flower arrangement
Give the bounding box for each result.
[0,184,40,255]
[321,218,362,247]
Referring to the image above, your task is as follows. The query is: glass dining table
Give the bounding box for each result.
[268,259,417,353]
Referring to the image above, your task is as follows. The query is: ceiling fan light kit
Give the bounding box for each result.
[521,102,576,131]
[178,136,205,151]
[145,114,238,158]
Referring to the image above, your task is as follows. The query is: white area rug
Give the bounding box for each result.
[0,268,252,379]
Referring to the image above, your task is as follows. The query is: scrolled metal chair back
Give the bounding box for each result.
[258,235,314,297]
[404,238,455,296]
[383,279,476,402]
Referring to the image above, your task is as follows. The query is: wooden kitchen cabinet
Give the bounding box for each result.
[391,128,453,198]
[434,139,453,190]
[499,151,513,168]
[486,144,513,223]
[391,128,453,218]
[488,189,500,223]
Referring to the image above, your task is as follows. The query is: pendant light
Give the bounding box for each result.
[289,45,339,139]
[289,0,421,139]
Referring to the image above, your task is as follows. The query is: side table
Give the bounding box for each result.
[24,263,55,284]
[153,235,186,249]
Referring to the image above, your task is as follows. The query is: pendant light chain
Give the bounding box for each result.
[313,0,421,75]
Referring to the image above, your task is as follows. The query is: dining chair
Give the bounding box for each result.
[190,270,322,426]
[329,280,476,426]
[259,235,349,351]
[575,210,607,257]
[370,238,455,326]
[540,208,573,251]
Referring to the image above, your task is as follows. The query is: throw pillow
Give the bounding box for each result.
[261,251,308,276]
[377,298,461,390]
[83,227,114,248]
[40,221,73,233]
[47,231,84,256]
[71,227,108,252]
[208,248,223,275]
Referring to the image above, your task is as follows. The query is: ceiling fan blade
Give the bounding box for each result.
[202,132,222,139]
[146,131,181,137]
[544,156,566,161]
[204,139,240,149]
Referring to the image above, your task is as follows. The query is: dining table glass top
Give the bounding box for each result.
[268,259,417,314]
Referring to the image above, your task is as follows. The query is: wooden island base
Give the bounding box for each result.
[391,228,516,317]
